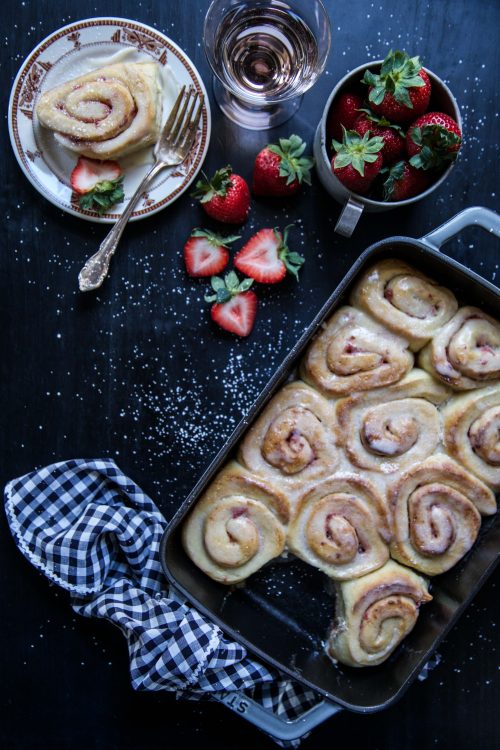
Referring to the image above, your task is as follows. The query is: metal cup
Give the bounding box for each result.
[313,61,462,237]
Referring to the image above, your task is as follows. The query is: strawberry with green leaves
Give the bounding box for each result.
[382,160,430,201]
[205,271,257,337]
[331,127,384,194]
[252,134,314,197]
[352,109,406,164]
[70,157,124,215]
[192,165,250,224]
[362,50,431,123]
[234,225,304,284]
[183,229,240,278]
[406,112,462,170]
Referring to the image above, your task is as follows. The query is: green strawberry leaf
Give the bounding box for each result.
[79,177,124,215]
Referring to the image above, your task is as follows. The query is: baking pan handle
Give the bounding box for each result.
[213,691,342,741]
[421,206,500,250]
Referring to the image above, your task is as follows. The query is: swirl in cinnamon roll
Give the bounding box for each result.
[390,454,496,575]
[336,369,450,476]
[288,474,391,580]
[36,63,163,159]
[419,306,500,390]
[350,259,458,351]
[182,462,289,584]
[443,384,500,490]
[238,382,339,501]
[326,559,432,667]
[300,306,413,397]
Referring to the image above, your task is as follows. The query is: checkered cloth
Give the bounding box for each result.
[4,459,320,743]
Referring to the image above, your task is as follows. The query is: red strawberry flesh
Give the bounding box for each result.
[70,157,122,194]
[234,228,286,284]
[211,291,257,337]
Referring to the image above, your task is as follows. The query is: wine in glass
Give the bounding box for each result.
[203,0,332,129]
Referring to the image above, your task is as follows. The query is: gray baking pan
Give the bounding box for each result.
[160,206,500,740]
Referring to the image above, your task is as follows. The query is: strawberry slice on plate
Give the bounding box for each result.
[183,229,240,277]
[205,271,257,337]
[234,226,304,283]
[70,157,124,215]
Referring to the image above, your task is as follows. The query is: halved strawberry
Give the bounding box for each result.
[183,229,240,277]
[70,157,124,215]
[234,226,304,284]
[205,272,257,337]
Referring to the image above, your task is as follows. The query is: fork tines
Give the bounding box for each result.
[165,86,204,152]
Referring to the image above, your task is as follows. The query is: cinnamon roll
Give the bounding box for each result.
[336,369,450,476]
[350,259,458,351]
[182,462,289,584]
[326,559,432,667]
[238,382,339,500]
[288,474,391,580]
[390,454,496,575]
[300,306,413,397]
[418,306,500,390]
[443,384,500,489]
[36,62,163,159]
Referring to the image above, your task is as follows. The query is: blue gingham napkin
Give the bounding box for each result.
[4,458,320,741]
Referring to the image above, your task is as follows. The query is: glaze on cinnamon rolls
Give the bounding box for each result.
[419,306,500,390]
[443,385,500,490]
[350,259,458,351]
[288,474,391,580]
[300,306,413,397]
[390,454,496,575]
[326,559,432,667]
[336,370,450,476]
[36,63,163,159]
[238,382,339,499]
[182,462,289,584]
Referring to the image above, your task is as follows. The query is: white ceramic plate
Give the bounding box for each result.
[8,17,211,223]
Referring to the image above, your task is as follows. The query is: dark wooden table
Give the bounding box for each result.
[1,1,499,748]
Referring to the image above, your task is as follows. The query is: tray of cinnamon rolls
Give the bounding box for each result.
[161,206,500,713]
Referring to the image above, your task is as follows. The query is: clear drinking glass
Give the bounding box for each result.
[203,0,332,130]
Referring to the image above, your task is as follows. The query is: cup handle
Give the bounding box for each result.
[334,197,365,237]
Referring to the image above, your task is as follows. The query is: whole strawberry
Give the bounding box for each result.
[326,91,364,143]
[192,165,250,224]
[252,134,314,197]
[382,160,431,201]
[406,112,462,170]
[352,109,405,164]
[362,50,431,123]
[331,127,384,194]
[205,271,257,337]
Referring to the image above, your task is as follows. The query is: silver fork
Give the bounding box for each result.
[78,86,204,292]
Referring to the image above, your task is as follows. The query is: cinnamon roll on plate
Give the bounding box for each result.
[36,62,163,160]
